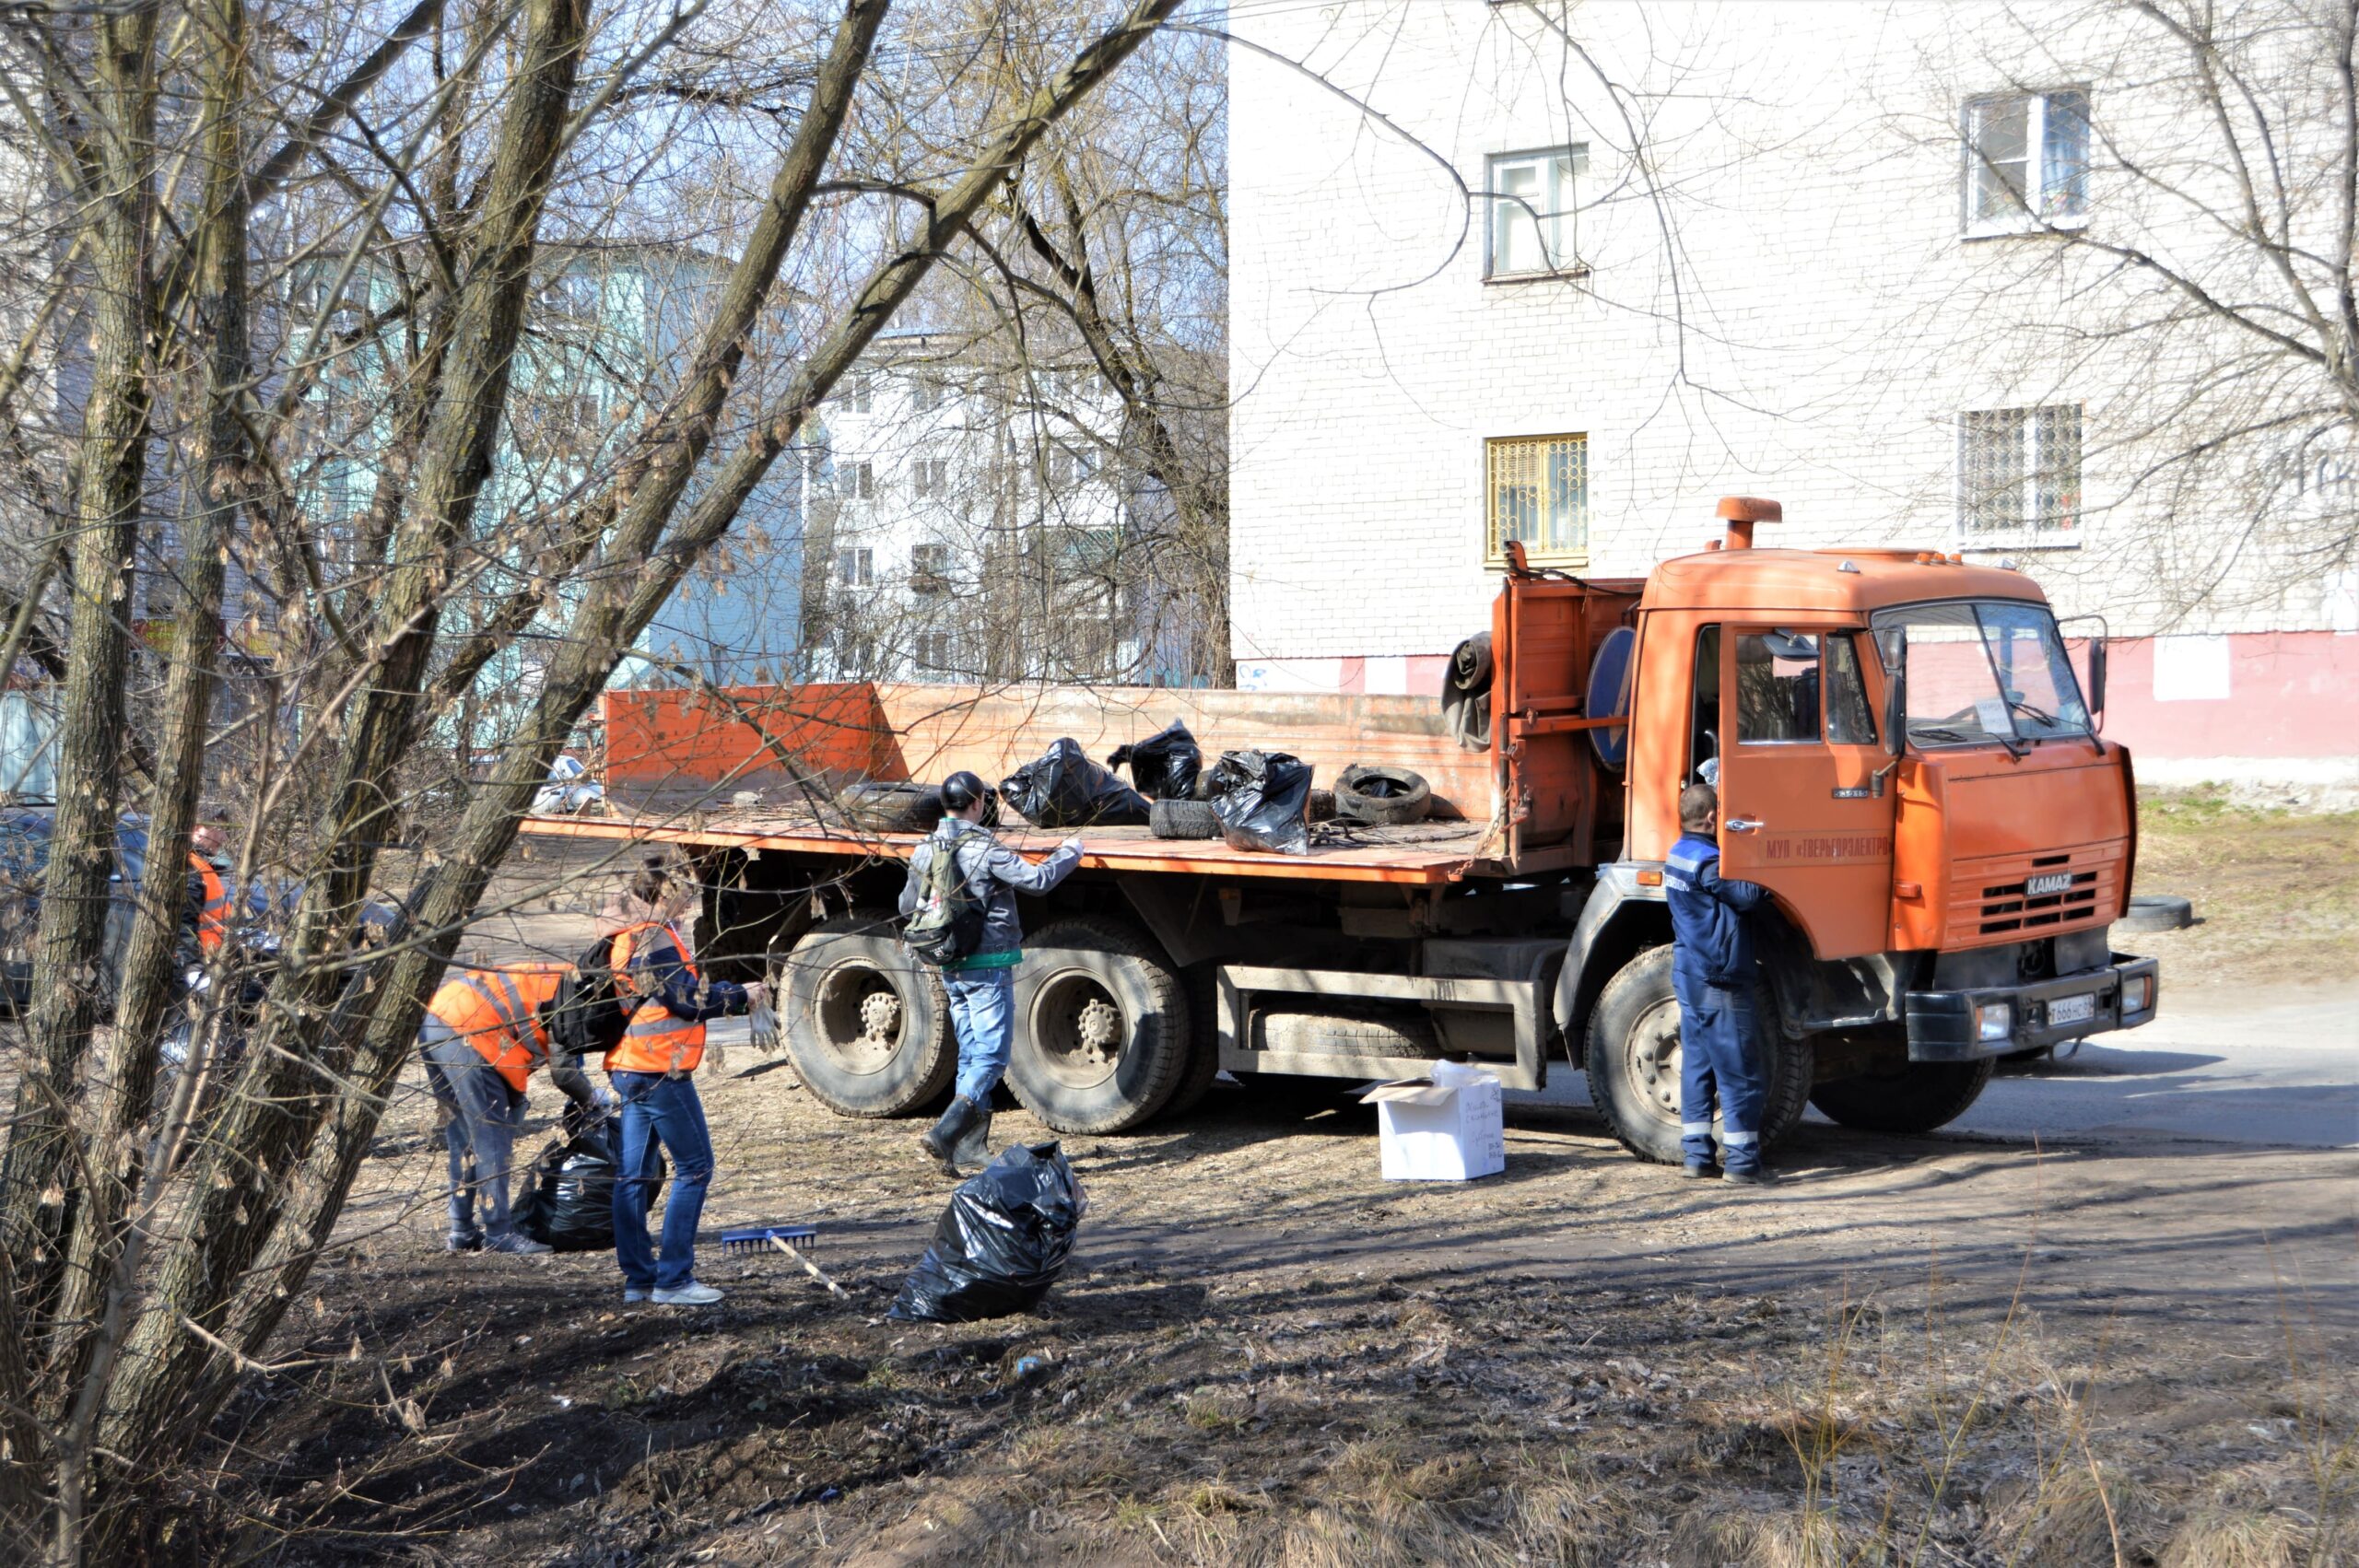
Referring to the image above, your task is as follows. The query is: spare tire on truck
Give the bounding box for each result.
[1584,944,1812,1165]
[776,912,956,1117]
[1006,916,1191,1133]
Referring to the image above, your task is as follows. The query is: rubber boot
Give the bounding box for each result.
[921,1096,980,1176]
[948,1107,993,1176]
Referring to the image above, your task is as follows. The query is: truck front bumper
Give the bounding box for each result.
[1905,954,2160,1062]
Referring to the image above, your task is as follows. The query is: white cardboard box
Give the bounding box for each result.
[1360,1059,1506,1182]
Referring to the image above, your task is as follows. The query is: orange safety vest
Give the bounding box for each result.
[190,854,230,954]
[426,963,569,1094]
[604,921,705,1075]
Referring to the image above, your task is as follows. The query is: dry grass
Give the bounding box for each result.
[2133,788,2359,988]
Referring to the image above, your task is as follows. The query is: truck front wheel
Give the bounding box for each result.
[1585,945,1812,1165]
[1007,916,1191,1134]
[1809,1058,1994,1134]
[775,913,957,1117]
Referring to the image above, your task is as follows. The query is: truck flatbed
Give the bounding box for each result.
[522,808,1493,885]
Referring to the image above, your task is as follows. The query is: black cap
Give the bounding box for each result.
[941,771,987,811]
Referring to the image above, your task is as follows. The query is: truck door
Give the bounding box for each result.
[1713,626,1895,959]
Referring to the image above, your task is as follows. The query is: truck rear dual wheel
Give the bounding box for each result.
[1809,1058,1995,1134]
[1584,944,1812,1165]
[1008,916,1192,1134]
[776,913,956,1117]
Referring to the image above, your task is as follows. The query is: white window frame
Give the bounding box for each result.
[1955,404,2083,548]
[836,545,874,587]
[1485,146,1587,279]
[915,629,956,672]
[1962,90,2090,239]
[912,456,950,497]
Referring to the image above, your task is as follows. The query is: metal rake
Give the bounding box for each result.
[716,1223,847,1297]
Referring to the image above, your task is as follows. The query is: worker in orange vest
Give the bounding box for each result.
[421,960,598,1255]
[185,821,235,961]
[604,857,767,1306]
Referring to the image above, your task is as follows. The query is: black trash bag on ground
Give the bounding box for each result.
[999,737,1150,828]
[888,1141,1087,1322]
[1206,750,1314,856]
[1106,720,1202,801]
[513,1118,664,1253]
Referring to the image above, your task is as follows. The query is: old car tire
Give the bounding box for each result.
[1335,765,1432,826]
[2119,894,2194,932]
[839,782,945,834]
[1585,945,1812,1164]
[1149,797,1222,840]
[776,912,955,1117]
[1007,916,1191,1133]
[1254,1005,1439,1057]
[1809,1058,1996,1134]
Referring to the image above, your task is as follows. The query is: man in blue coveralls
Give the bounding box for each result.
[1664,781,1776,1185]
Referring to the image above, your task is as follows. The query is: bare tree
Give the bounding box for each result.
[0,0,1181,1555]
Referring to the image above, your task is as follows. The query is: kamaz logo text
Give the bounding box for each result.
[2025,872,2074,895]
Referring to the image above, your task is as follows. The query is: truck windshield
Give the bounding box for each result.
[1871,601,2092,749]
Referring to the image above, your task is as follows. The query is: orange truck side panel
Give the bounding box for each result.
[601,682,1490,819]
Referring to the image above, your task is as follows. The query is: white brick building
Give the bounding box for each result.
[806,331,1134,685]
[1227,0,2356,780]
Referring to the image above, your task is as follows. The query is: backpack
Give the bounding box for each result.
[547,933,635,1058]
[903,832,989,966]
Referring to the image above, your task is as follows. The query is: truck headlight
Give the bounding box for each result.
[2122,975,2153,1014]
[1976,1001,2013,1042]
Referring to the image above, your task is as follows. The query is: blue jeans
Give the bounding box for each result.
[1674,973,1766,1174]
[610,1071,714,1291]
[421,1022,526,1240]
[945,966,1016,1104]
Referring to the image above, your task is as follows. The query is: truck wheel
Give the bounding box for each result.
[1162,965,1226,1117]
[1335,765,1432,826]
[1585,945,1811,1164]
[1809,1059,1995,1134]
[1007,916,1191,1134]
[1149,798,1221,840]
[776,913,955,1117]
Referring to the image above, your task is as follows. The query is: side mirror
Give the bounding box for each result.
[2086,638,2108,715]
[1883,661,1907,758]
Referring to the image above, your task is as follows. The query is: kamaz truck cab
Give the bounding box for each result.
[1558,497,2160,1161]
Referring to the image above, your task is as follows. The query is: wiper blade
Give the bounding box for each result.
[1908,725,1977,742]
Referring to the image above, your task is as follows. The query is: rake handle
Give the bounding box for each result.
[770,1233,848,1298]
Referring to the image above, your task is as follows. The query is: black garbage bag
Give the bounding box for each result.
[998,737,1150,828]
[513,1119,663,1253]
[1106,720,1202,800]
[1206,749,1314,856]
[887,1141,1087,1323]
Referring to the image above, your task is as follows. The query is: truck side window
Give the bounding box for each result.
[1825,633,1878,744]
[1689,625,1719,778]
[1735,631,1822,743]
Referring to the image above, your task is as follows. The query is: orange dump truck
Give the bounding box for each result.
[524,497,2158,1161]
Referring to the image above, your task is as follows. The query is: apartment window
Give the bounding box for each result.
[910,543,952,595]
[1964,90,2089,236]
[840,460,874,499]
[1958,404,2082,541]
[912,377,943,413]
[1486,146,1585,278]
[916,629,956,671]
[836,546,874,587]
[842,373,873,415]
[912,457,950,497]
[1485,433,1590,565]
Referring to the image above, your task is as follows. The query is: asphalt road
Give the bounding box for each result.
[1504,984,2359,1152]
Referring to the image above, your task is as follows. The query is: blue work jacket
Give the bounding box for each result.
[1664,833,1772,989]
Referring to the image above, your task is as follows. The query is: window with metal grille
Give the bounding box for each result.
[1963,90,2089,237]
[1958,404,2081,541]
[1485,433,1590,566]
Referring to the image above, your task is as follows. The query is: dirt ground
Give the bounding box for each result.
[199,797,2355,1566]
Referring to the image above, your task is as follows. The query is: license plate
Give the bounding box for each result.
[2048,993,2097,1026]
[2025,872,2073,895]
